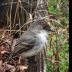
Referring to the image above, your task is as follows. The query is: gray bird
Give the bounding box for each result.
[3,20,55,63]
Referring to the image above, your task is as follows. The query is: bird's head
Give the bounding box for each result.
[32,20,55,32]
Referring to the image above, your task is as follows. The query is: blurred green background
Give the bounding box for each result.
[47,0,69,72]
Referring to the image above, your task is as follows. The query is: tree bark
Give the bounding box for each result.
[27,0,48,72]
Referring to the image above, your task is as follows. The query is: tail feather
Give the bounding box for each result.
[3,52,14,63]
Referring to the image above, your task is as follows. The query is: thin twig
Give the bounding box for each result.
[5,30,25,33]
[5,11,10,26]
[17,16,61,31]
[28,0,29,16]
[13,0,19,28]
[0,1,31,6]
[10,0,13,34]
[38,10,57,14]
[30,0,33,14]
[46,58,69,68]
[19,5,28,20]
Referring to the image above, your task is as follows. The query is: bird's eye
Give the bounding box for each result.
[43,26,46,29]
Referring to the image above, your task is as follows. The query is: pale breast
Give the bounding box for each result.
[21,31,48,57]
[37,31,48,44]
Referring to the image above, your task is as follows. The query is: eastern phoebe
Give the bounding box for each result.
[3,20,55,63]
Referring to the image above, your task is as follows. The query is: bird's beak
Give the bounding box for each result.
[48,29,55,32]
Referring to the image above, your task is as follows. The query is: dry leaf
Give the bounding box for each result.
[19,65,28,70]
[58,28,63,35]
[5,39,12,45]
[1,51,9,54]
[0,60,4,72]
[12,39,17,51]
[63,29,67,33]
[66,25,69,29]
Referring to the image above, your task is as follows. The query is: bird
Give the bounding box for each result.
[3,20,55,63]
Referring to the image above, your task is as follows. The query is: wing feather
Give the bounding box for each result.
[3,38,36,63]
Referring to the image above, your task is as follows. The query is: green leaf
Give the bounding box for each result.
[61,59,64,63]
[65,61,69,66]
[47,50,52,56]
[57,37,59,41]
[60,12,63,15]
[53,35,56,40]
[63,44,69,48]
[57,8,61,11]
[49,6,54,11]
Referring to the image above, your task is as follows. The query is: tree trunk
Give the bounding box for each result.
[27,0,49,72]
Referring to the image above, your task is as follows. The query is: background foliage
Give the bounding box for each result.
[47,0,69,72]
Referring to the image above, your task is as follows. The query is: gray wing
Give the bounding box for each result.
[12,39,36,55]
[3,31,36,63]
